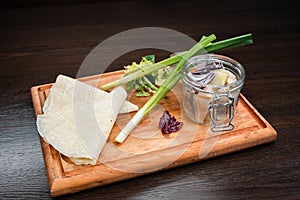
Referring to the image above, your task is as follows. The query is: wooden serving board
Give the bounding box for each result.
[31,70,277,197]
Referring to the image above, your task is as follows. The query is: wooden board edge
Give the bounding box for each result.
[48,94,278,197]
[77,69,125,82]
[30,86,64,191]
[30,70,125,92]
[239,94,277,140]
[30,86,43,117]
[49,116,277,197]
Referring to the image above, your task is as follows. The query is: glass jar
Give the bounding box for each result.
[181,54,245,132]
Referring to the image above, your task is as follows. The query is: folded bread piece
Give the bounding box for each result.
[37,75,137,165]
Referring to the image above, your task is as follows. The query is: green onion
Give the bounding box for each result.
[101,33,253,91]
[115,34,217,143]
[101,55,182,90]
[114,33,253,143]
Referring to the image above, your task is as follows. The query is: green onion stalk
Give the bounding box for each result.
[101,33,253,91]
[114,33,253,143]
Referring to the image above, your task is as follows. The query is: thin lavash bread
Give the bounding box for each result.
[36,75,138,165]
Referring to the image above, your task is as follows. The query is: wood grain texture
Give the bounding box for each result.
[31,71,276,196]
[0,0,299,199]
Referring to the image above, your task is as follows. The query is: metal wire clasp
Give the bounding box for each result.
[208,93,235,132]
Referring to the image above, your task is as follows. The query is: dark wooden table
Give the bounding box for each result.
[1,0,299,199]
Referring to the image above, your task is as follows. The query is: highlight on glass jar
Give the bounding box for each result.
[181,54,245,132]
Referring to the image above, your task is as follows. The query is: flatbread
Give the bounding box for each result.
[36,75,137,165]
[43,77,138,115]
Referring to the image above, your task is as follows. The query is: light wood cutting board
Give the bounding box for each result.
[31,70,277,197]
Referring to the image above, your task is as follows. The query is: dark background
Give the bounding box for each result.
[1,0,299,199]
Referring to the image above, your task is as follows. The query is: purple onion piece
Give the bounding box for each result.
[188,71,215,83]
[189,62,222,86]
[159,110,183,134]
[192,63,222,75]
[192,68,210,75]
[203,72,215,84]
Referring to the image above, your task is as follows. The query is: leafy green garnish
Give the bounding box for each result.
[154,66,172,86]
[124,55,171,97]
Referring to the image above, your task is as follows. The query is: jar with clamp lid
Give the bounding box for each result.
[181,54,245,132]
